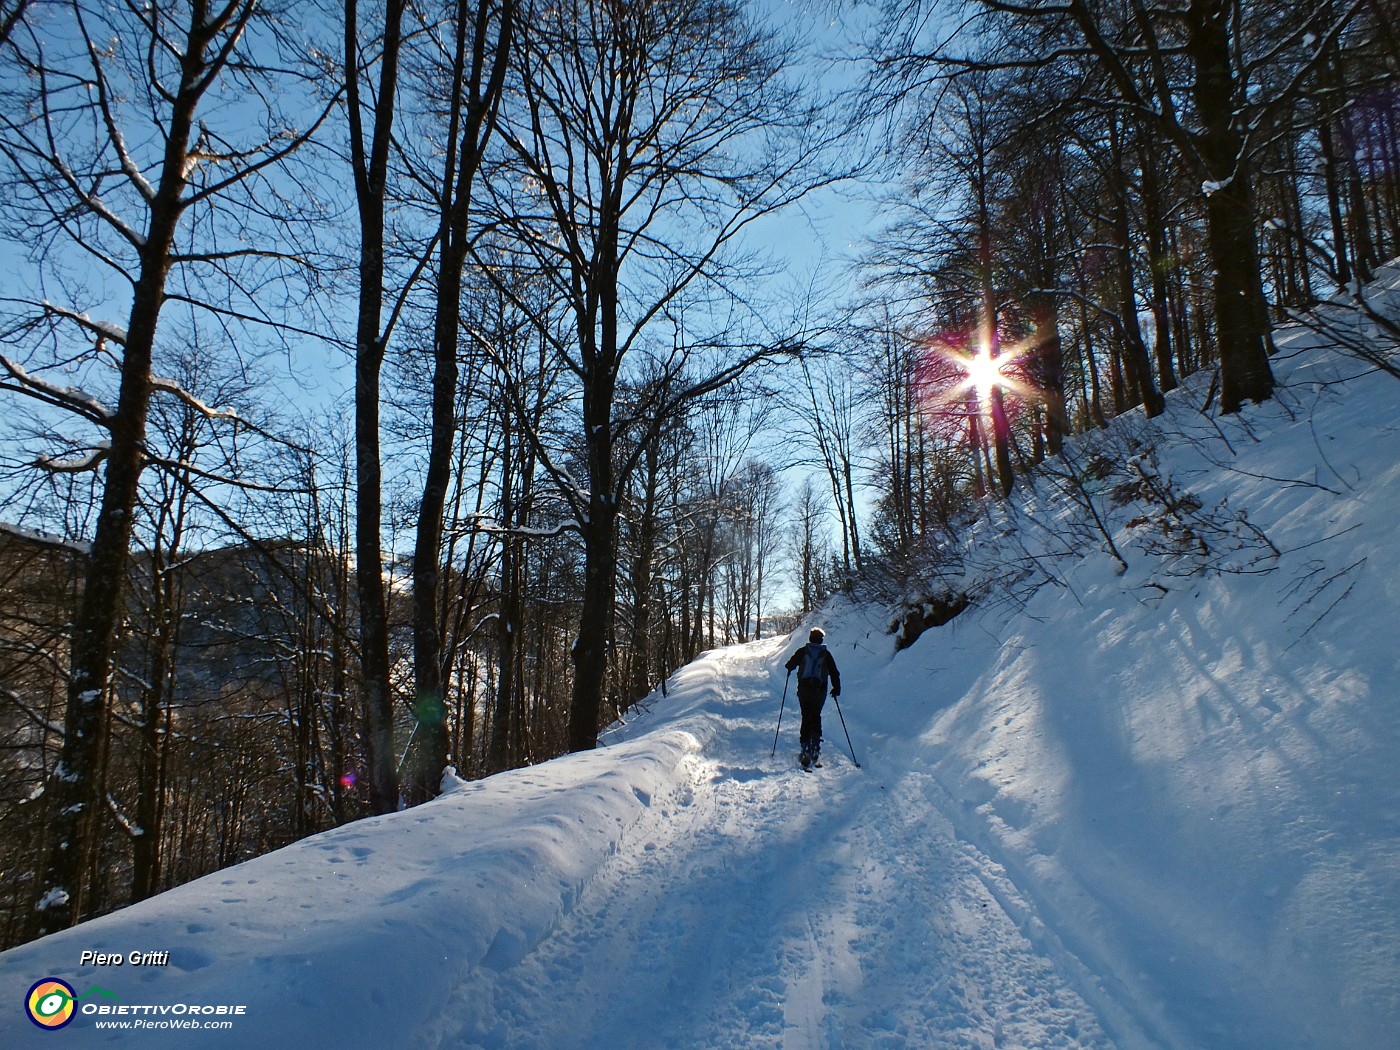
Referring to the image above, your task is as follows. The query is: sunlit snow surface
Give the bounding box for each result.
[3,279,1398,1048]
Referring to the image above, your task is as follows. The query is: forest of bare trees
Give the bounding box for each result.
[0,0,1394,949]
[855,0,1398,561]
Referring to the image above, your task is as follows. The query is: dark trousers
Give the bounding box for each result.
[797,680,826,753]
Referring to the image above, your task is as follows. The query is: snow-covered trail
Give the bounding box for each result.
[0,626,1159,1050]
[421,639,1138,1050]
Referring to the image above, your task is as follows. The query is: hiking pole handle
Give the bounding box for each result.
[771,669,790,757]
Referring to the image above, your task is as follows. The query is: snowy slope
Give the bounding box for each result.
[2,289,1398,1049]
[900,293,1400,1049]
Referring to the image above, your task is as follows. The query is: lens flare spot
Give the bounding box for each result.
[963,348,1005,400]
[916,333,1023,407]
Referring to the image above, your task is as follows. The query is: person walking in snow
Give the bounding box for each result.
[784,627,841,769]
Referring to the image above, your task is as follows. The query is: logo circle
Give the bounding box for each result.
[26,978,76,1030]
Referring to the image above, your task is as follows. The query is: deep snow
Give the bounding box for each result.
[2,280,1398,1048]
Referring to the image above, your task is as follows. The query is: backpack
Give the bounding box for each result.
[799,644,826,683]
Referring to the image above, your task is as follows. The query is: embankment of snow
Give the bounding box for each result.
[862,317,1400,1048]
[0,731,702,1047]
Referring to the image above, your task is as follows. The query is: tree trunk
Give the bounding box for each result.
[1108,137,1164,417]
[1028,290,1068,453]
[1080,294,1109,428]
[626,442,661,704]
[570,511,617,751]
[409,241,461,802]
[1188,0,1275,413]
[31,6,224,935]
[132,471,190,903]
[1201,180,1275,410]
[1139,143,1180,392]
[411,0,512,803]
[347,0,406,815]
[490,425,519,773]
[978,198,1013,496]
[569,245,620,749]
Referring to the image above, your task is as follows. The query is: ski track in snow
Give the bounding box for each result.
[420,644,1124,1050]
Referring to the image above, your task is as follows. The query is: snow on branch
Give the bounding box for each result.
[0,352,114,424]
[48,149,146,248]
[149,375,312,454]
[83,34,157,205]
[105,793,145,838]
[453,514,581,540]
[149,373,239,420]
[35,887,70,912]
[41,301,128,345]
[35,443,109,474]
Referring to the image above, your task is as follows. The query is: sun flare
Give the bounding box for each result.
[912,328,1043,427]
[963,348,1004,400]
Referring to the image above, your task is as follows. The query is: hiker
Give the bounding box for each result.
[784,627,841,769]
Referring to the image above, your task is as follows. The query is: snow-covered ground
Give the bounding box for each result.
[3,286,1398,1048]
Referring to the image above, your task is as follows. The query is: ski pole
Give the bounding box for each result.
[831,692,860,768]
[771,670,790,757]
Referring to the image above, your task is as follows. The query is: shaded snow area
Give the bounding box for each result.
[4,291,1399,1048]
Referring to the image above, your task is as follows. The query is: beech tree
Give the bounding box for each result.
[0,0,332,935]
[1054,0,1285,412]
[880,0,1373,413]
[345,0,408,815]
[406,0,513,804]
[485,0,834,751]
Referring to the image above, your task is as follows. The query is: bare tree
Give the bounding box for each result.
[0,0,29,48]
[866,0,1379,412]
[788,476,834,615]
[0,530,80,945]
[0,0,333,935]
[407,0,513,805]
[720,459,784,642]
[345,0,408,815]
[484,0,834,751]
[968,0,1363,410]
[796,355,866,576]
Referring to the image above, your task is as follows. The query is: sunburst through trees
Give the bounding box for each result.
[911,317,1051,499]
